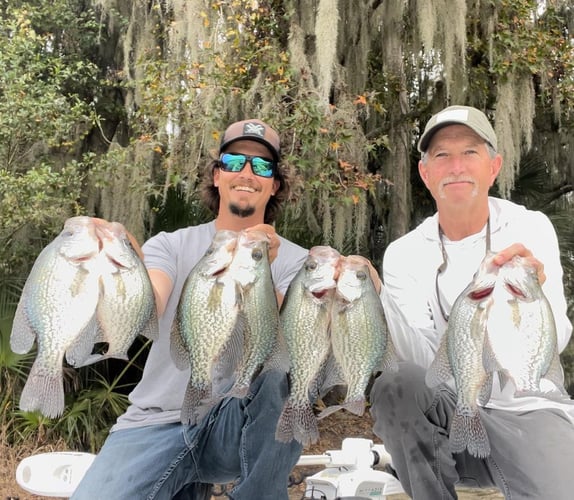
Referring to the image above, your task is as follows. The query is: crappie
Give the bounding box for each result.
[319,255,398,419]
[224,230,279,398]
[275,246,341,446]
[426,252,499,458]
[171,229,243,425]
[10,216,102,417]
[79,221,158,366]
[485,255,567,397]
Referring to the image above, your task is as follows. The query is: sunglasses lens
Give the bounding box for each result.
[219,153,275,178]
[251,157,274,178]
[220,153,246,172]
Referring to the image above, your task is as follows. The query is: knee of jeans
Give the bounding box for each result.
[370,362,429,415]
[250,369,288,403]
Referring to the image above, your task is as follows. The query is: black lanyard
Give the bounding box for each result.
[435,217,491,322]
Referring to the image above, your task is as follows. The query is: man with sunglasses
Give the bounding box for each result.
[369,106,574,499]
[72,119,308,500]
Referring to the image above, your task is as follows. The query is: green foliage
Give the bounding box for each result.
[467,1,574,106]
[0,1,101,276]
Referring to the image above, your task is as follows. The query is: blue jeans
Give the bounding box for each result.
[71,370,302,500]
[369,362,574,500]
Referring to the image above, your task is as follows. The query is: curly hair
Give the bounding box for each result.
[199,158,291,224]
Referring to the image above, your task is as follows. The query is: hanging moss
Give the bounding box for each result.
[315,0,339,105]
[494,72,535,197]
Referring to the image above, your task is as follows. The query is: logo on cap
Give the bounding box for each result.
[243,122,266,138]
[436,109,470,124]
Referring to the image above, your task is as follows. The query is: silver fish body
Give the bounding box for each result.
[426,252,499,458]
[80,221,158,366]
[319,255,398,419]
[10,216,102,417]
[224,230,279,398]
[275,246,341,446]
[486,255,567,397]
[171,230,242,425]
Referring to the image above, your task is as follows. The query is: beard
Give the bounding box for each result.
[229,202,256,218]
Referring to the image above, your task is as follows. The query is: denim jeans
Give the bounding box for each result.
[71,369,302,500]
[370,362,574,500]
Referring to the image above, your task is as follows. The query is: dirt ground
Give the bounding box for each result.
[1,410,503,500]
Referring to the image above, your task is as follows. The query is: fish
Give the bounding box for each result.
[223,230,279,399]
[485,255,568,398]
[318,255,398,419]
[170,229,244,425]
[426,252,499,458]
[78,221,159,366]
[275,246,341,446]
[10,216,102,417]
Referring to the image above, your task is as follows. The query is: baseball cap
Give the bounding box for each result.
[219,119,280,162]
[417,105,497,153]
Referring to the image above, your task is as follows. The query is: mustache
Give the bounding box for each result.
[439,175,476,189]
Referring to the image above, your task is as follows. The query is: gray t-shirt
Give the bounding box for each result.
[112,220,308,431]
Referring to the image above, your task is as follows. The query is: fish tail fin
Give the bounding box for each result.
[19,362,64,418]
[450,406,490,458]
[343,397,366,416]
[318,396,366,419]
[275,400,296,443]
[275,399,319,446]
[317,404,342,419]
[180,382,210,425]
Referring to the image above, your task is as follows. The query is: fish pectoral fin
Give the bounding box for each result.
[65,316,99,367]
[318,352,346,397]
[74,353,107,367]
[10,304,37,354]
[496,369,511,392]
[425,337,452,387]
[211,313,247,389]
[544,349,567,393]
[378,340,399,374]
[477,372,493,406]
[262,329,290,373]
[481,336,500,373]
[169,321,190,370]
[140,309,159,342]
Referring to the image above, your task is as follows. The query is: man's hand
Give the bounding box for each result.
[91,217,145,261]
[493,243,546,285]
[245,224,280,263]
[344,255,383,294]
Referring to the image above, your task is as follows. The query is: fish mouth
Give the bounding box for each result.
[213,267,228,277]
[72,253,99,264]
[312,289,330,299]
[104,255,130,270]
[504,282,526,299]
[468,286,494,301]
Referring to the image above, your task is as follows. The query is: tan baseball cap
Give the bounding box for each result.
[417,105,497,153]
[219,119,280,161]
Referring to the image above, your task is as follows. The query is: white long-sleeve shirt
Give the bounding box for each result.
[382,197,574,421]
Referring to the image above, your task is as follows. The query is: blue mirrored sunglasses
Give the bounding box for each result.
[219,153,276,178]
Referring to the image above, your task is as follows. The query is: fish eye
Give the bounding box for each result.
[252,249,263,261]
[305,261,318,271]
[356,270,367,281]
